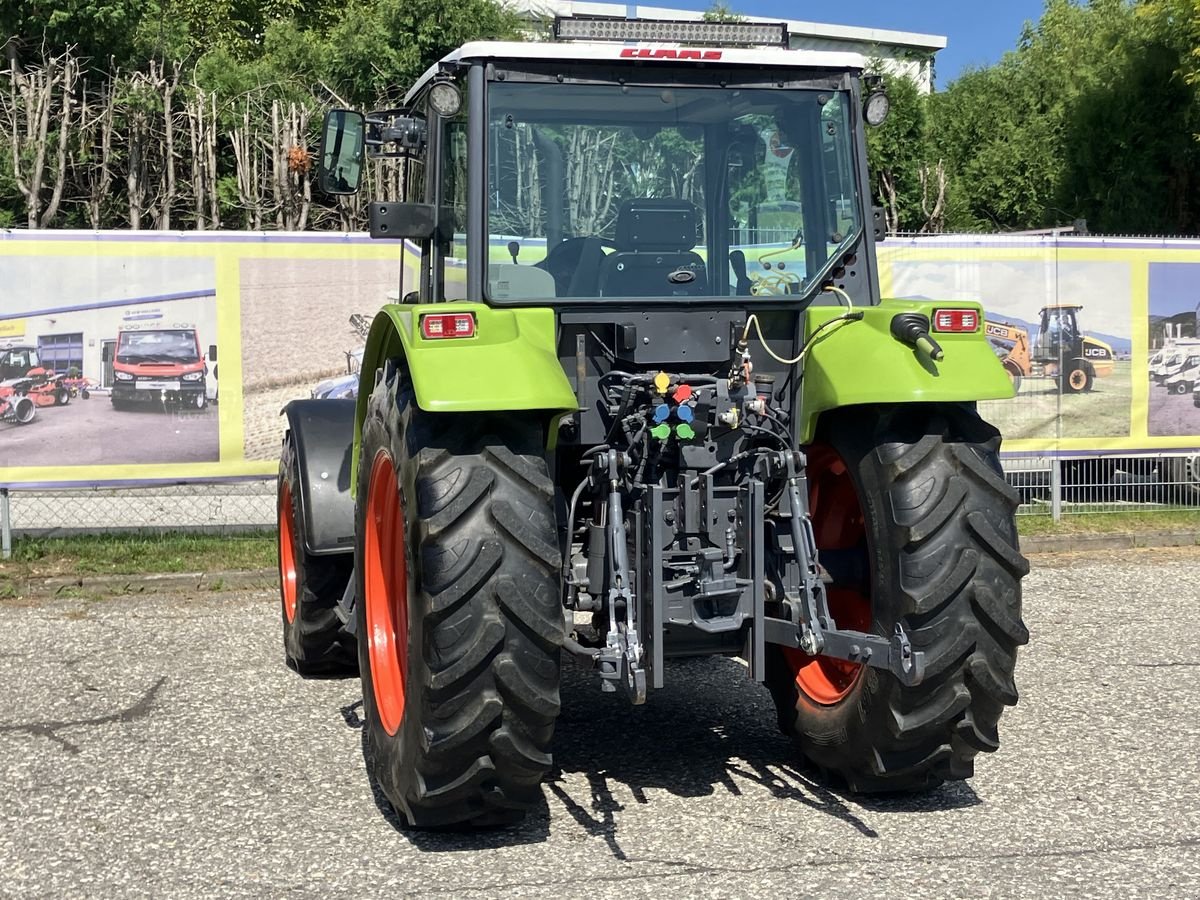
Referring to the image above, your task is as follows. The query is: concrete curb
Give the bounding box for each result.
[1020,531,1200,554]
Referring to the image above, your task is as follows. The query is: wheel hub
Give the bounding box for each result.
[784,444,871,705]
[364,451,409,736]
[278,482,298,624]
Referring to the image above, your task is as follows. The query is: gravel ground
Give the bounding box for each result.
[1,549,1199,898]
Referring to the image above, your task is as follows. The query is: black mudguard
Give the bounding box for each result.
[281,399,356,556]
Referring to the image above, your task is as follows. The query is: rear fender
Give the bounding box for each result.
[281,398,356,556]
[351,303,578,492]
[799,299,1014,443]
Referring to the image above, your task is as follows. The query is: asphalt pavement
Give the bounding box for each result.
[2,549,1199,898]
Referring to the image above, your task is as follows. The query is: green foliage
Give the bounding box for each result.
[703,4,745,23]
[318,0,523,106]
[930,0,1200,233]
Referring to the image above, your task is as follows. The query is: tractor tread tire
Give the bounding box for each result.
[279,437,357,677]
[358,362,561,828]
[767,403,1028,794]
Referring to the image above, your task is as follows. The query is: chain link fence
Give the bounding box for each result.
[4,450,1200,558]
[1,480,276,553]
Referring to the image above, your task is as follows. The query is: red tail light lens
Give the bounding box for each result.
[420,313,476,340]
[932,308,980,333]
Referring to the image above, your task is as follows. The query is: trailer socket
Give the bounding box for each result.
[891,313,945,362]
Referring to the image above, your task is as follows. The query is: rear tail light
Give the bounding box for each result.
[932,308,980,333]
[420,312,476,340]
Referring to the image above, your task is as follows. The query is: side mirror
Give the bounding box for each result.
[318,109,366,195]
[208,345,218,362]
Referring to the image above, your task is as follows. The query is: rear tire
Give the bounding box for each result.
[54,386,70,406]
[357,361,563,827]
[766,404,1029,793]
[278,435,357,677]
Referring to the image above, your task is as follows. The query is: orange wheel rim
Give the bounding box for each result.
[278,481,298,624]
[1069,369,1086,389]
[364,451,408,736]
[784,444,871,705]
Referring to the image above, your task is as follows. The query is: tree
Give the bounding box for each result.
[924,0,1200,234]
[867,74,931,233]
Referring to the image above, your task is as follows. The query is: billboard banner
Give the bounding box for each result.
[3,231,1199,488]
[878,235,1200,456]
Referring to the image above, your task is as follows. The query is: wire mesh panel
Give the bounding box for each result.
[4,480,276,538]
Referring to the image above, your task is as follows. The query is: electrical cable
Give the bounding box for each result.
[741,286,862,368]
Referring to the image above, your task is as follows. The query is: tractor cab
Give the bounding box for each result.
[1034,304,1082,359]
[0,345,44,382]
[316,23,883,312]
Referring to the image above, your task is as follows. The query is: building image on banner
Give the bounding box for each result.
[1148,262,1200,437]
[0,255,218,471]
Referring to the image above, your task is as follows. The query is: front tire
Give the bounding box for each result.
[1063,364,1093,393]
[766,404,1029,793]
[278,435,357,676]
[357,361,563,827]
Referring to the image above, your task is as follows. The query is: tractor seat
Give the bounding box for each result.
[597,199,708,297]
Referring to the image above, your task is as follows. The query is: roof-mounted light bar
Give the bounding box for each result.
[553,16,789,48]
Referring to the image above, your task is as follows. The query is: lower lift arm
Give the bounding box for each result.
[766,449,925,686]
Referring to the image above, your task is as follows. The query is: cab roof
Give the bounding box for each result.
[405,40,868,105]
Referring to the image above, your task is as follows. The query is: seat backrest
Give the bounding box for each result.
[597,199,708,297]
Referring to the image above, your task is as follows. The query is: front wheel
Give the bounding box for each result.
[1062,364,1093,394]
[278,435,357,676]
[765,405,1029,792]
[54,386,70,406]
[357,361,563,827]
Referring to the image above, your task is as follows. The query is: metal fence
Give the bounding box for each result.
[0,480,276,557]
[4,452,1200,558]
[1005,452,1200,519]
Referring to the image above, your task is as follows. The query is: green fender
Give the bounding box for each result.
[798,299,1014,443]
[351,302,578,489]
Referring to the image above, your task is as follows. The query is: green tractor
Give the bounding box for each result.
[277,19,1028,828]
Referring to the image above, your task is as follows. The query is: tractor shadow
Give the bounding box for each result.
[337,657,980,855]
[548,656,980,859]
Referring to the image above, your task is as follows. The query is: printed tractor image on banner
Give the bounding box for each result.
[879,240,1132,447]
[0,250,219,473]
